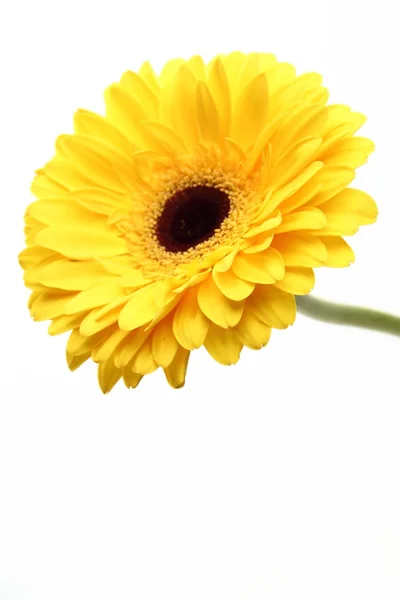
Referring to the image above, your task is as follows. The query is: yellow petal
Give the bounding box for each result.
[197,275,244,328]
[131,337,158,375]
[56,134,132,194]
[243,210,282,238]
[65,282,125,314]
[187,55,206,80]
[141,121,186,153]
[122,369,143,389]
[120,70,159,118]
[114,327,151,368]
[104,84,153,148]
[212,268,255,301]
[98,356,122,394]
[79,297,127,336]
[92,328,131,363]
[231,73,268,150]
[196,81,220,144]
[308,167,355,206]
[67,351,91,372]
[31,171,68,199]
[207,58,231,138]
[171,66,199,149]
[269,137,323,191]
[69,187,131,215]
[321,136,375,168]
[204,324,243,365]
[31,292,74,320]
[173,287,210,349]
[274,267,315,295]
[118,284,160,331]
[318,236,355,267]
[320,188,378,227]
[35,259,115,290]
[272,233,328,267]
[151,314,179,368]
[163,347,190,389]
[67,325,114,356]
[48,312,87,335]
[27,198,106,226]
[19,245,58,269]
[248,286,296,329]
[73,109,133,156]
[274,207,327,234]
[234,308,272,349]
[232,247,285,284]
[35,225,127,259]
[138,60,160,95]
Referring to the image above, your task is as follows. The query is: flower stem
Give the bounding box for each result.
[295,295,400,338]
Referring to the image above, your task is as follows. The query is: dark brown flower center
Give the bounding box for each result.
[156,185,230,253]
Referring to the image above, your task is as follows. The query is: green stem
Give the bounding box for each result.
[295,295,400,339]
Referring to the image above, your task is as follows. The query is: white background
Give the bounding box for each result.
[1,0,399,598]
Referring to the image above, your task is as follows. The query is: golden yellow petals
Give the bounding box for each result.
[196,81,220,144]
[274,207,327,234]
[123,370,143,389]
[31,292,74,321]
[207,57,231,137]
[232,248,285,284]
[273,232,328,267]
[20,51,377,392]
[35,225,127,260]
[73,109,133,156]
[118,284,160,331]
[151,315,179,368]
[248,286,296,329]
[131,337,158,375]
[319,188,378,235]
[98,356,122,394]
[212,268,255,301]
[198,275,244,328]
[65,282,125,314]
[232,73,269,150]
[120,71,159,118]
[171,66,198,149]
[35,258,115,291]
[274,267,315,295]
[234,308,272,349]
[318,236,355,267]
[173,287,209,350]
[163,347,190,389]
[204,324,243,365]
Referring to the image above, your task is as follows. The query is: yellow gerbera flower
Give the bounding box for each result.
[19,52,377,393]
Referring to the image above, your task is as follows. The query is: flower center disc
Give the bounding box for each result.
[156,185,230,253]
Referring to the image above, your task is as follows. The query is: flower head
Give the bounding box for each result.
[20,52,377,392]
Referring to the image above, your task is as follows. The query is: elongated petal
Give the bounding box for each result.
[35,225,127,259]
[234,309,272,349]
[98,356,122,393]
[163,347,190,389]
[274,267,315,295]
[197,275,244,328]
[248,286,296,329]
[232,73,268,150]
[196,81,220,144]
[272,233,328,267]
[173,287,209,350]
[151,315,179,368]
[232,248,285,284]
[204,324,243,365]
[212,268,255,301]
[318,236,355,267]
[118,284,160,331]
